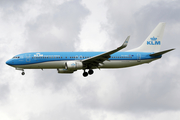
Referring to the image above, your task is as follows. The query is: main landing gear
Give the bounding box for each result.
[83,69,94,77]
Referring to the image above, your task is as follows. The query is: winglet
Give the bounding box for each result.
[117,36,130,50]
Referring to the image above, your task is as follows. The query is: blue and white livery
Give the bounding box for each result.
[6,23,175,77]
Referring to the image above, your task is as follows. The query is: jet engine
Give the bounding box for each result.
[65,61,83,70]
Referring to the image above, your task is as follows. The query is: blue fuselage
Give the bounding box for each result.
[6,52,161,68]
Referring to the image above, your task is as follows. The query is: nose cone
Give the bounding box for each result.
[6,59,13,66]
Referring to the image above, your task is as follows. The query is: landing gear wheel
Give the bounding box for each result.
[83,72,88,77]
[88,69,94,75]
[22,72,25,75]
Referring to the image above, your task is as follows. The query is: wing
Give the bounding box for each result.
[82,36,130,68]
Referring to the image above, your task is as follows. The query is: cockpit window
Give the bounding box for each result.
[13,56,20,59]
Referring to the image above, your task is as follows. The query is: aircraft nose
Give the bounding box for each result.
[6,59,13,66]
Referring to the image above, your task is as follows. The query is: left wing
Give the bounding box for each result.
[82,36,130,68]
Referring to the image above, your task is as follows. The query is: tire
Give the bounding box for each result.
[83,72,88,77]
[88,69,94,75]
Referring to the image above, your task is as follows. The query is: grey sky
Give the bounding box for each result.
[1,0,180,120]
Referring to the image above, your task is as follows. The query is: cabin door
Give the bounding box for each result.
[137,54,141,62]
[26,54,31,62]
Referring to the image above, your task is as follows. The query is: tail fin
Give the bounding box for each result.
[129,22,166,52]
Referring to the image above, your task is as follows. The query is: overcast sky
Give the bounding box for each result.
[1,0,180,120]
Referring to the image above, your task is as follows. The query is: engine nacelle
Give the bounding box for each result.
[57,69,74,73]
[65,61,83,70]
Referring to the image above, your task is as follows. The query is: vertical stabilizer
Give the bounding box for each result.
[129,22,166,52]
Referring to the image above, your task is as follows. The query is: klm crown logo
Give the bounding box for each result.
[71,63,76,66]
[150,36,157,41]
[147,36,160,45]
[34,53,43,57]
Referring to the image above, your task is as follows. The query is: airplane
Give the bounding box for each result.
[6,22,175,77]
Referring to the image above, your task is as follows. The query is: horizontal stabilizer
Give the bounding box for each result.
[150,48,175,57]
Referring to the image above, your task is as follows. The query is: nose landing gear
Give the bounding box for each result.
[21,71,25,75]
[15,68,25,75]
